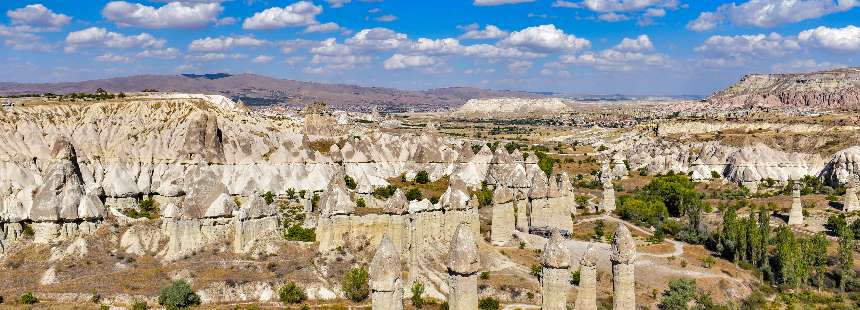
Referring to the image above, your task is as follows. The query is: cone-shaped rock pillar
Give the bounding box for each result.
[447,223,479,310]
[370,235,403,310]
[611,223,636,310]
[541,229,571,310]
[574,244,598,310]
[788,181,803,226]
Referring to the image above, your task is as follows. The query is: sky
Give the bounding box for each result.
[0,0,859,96]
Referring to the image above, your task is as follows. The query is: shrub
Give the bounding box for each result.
[91,289,101,303]
[479,271,490,280]
[342,267,370,302]
[344,175,357,190]
[415,171,430,184]
[356,197,367,208]
[535,151,557,177]
[21,223,34,236]
[263,191,275,204]
[570,270,581,285]
[711,171,720,179]
[19,292,38,304]
[475,181,493,207]
[372,185,397,199]
[125,197,159,219]
[285,225,316,242]
[478,297,500,310]
[131,300,148,310]
[158,280,201,310]
[617,197,668,227]
[279,282,307,304]
[411,281,425,308]
[406,188,423,201]
[530,264,542,278]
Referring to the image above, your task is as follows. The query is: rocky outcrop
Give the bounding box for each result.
[611,224,636,310]
[704,67,860,111]
[788,182,804,226]
[457,97,569,116]
[574,244,598,310]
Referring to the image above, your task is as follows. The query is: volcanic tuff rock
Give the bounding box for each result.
[705,67,860,111]
[456,97,569,115]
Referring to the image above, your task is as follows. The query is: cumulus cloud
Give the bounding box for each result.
[614,34,654,52]
[687,0,860,31]
[65,27,165,52]
[598,12,629,22]
[695,33,801,58]
[374,15,398,22]
[186,53,246,61]
[458,24,508,40]
[508,60,532,73]
[326,0,351,8]
[95,53,131,62]
[243,1,323,30]
[772,58,842,73]
[581,0,679,12]
[188,36,267,52]
[561,49,670,71]
[137,48,179,59]
[102,1,223,29]
[473,0,536,6]
[346,28,409,51]
[305,22,344,33]
[310,38,353,56]
[500,24,590,53]
[552,1,580,8]
[383,54,440,69]
[7,4,71,32]
[251,55,273,63]
[798,25,860,52]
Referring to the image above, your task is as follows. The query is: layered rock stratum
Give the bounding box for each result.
[456,97,569,116]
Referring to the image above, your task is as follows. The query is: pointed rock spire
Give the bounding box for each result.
[529,173,548,199]
[493,186,514,205]
[370,235,402,292]
[319,171,355,217]
[611,223,636,264]
[541,229,570,269]
[383,188,408,215]
[447,223,479,275]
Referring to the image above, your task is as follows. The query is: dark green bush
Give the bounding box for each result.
[344,175,357,190]
[279,282,307,304]
[406,188,423,201]
[285,225,316,242]
[263,191,275,204]
[342,267,370,302]
[372,185,397,199]
[478,297,500,310]
[475,181,493,207]
[411,281,425,308]
[356,197,367,208]
[416,171,430,184]
[19,292,38,304]
[158,280,200,310]
[131,300,148,310]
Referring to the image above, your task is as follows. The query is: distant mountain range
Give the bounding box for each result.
[0,73,548,112]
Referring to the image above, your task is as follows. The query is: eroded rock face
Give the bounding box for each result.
[705,67,860,111]
[611,223,636,310]
[447,223,479,275]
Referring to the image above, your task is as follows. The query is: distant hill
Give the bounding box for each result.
[0,73,545,112]
[705,67,860,110]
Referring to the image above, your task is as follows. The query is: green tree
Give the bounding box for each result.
[838,225,855,292]
[279,282,307,304]
[415,171,430,184]
[19,292,38,305]
[158,280,201,310]
[342,267,370,302]
[804,233,829,290]
[658,279,697,310]
[773,226,802,288]
[263,191,275,204]
[411,281,425,308]
[344,175,357,190]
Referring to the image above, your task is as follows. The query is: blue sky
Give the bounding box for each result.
[1,0,859,96]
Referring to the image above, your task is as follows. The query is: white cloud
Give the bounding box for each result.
[695,33,801,58]
[95,53,131,63]
[798,25,860,52]
[383,54,440,69]
[305,22,343,33]
[137,48,179,59]
[374,15,397,22]
[309,54,371,70]
[252,55,273,63]
[346,28,409,51]
[772,58,842,73]
[458,24,508,40]
[243,1,323,30]
[581,0,679,12]
[473,0,536,6]
[614,34,654,52]
[188,36,267,52]
[561,49,670,71]
[215,17,237,26]
[311,38,353,56]
[645,8,666,17]
[102,1,223,29]
[186,53,246,61]
[4,38,52,51]
[598,12,629,22]
[408,38,464,55]
[500,24,590,53]
[326,0,351,8]
[462,44,542,58]
[552,1,580,8]
[7,4,71,32]
[688,0,860,31]
[508,60,532,73]
[65,27,165,52]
